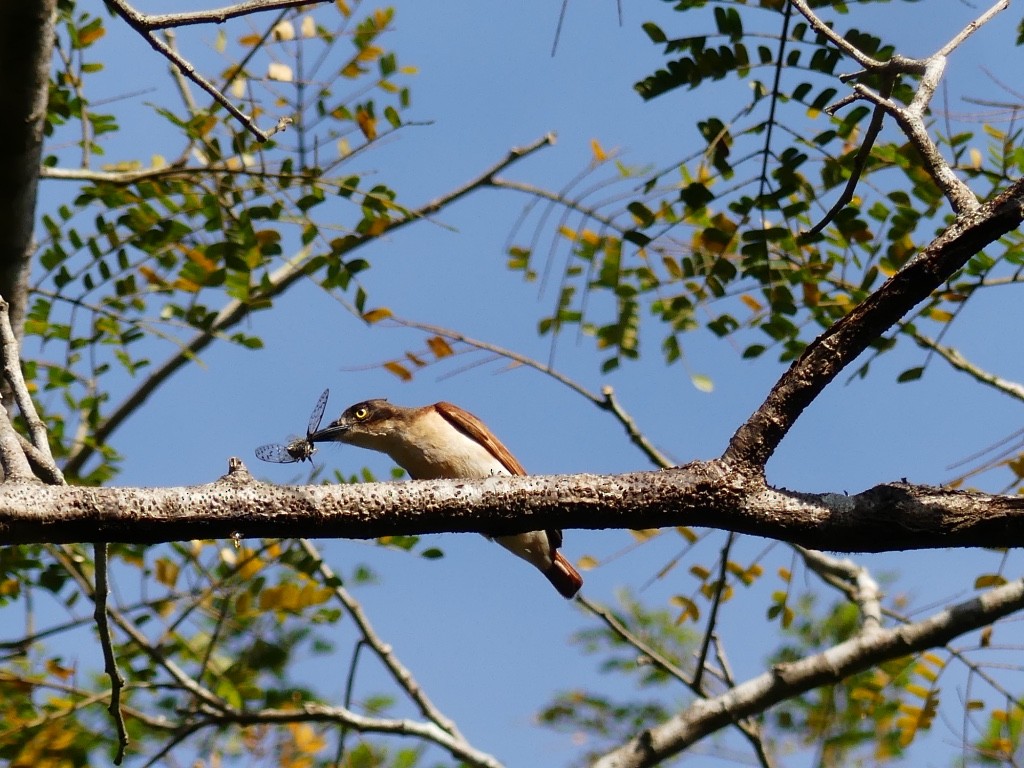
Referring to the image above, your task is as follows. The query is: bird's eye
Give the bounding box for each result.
[353,406,369,420]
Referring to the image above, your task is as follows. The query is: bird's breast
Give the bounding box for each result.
[388,410,508,480]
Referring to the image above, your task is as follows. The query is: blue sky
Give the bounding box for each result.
[27,0,1024,764]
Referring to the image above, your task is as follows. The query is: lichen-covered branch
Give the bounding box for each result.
[2,459,1024,552]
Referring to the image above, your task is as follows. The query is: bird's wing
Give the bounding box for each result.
[433,402,527,476]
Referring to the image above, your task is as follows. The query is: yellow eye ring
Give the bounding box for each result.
[353,406,369,420]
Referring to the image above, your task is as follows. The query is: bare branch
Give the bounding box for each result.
[796,547,882,633]
[935,0,1009,58]
[724,176,1024,469]
[5,460,1024,552]
[389,317,673,469]
[121,0,332,30]
[913,332,1024,403]
[592,578,1024,768]
[296,539,466,740]
[93,543,128,764]
[196,702,504,768]
[0,297,62,478]
[103,0,312,141]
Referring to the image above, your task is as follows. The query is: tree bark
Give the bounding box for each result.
[0,0,56,336]
[1,460,1023,550]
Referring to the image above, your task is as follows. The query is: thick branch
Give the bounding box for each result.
[0,0,57,336]
[2,461,1024,551]
[725,176,1024,469]
[592,577,1024,768]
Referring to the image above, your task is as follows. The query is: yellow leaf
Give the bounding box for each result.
[675,526,697,542]
[230,78,246,98]
[427,336,454,358]
[777,567,791,582]
[980,626,993,647]
[196,115,218,137]
[301,15,316,38]
[905,684,931,699]
[558,225,577,240]
[975,573,1007,589]
[47,659,75,680]
[740,294,763,312]
[926,308,954,322]
[629,528,660,542]
[362,307,393,324]
[139,265,164,286]
[355,107,377,140]
[577,555,599,570]
[288,722,327,753]
[969,148,983,170]
[384,361,412,381]
[590,138,608,162]
[237,553,264,580]
[79,25,106,46]
[155,557,179,588]
[670,595,700,623]
[172,276,202,293]
[335,0,351,16]
[357,45,384,62]
[215,29,226,53]
[239,33,263,46]
[690,564,710,580]
[235,591,252,615]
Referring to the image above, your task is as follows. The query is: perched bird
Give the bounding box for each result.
[309,399,583,598]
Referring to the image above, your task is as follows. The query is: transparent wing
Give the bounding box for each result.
[255,443,300,464]
[307,388,330,436]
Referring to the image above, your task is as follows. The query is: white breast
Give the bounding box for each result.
[387,409,509,480]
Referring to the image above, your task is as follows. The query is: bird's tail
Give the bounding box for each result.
[545,551,583,599]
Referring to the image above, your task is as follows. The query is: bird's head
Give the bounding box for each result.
[308,399,408,451]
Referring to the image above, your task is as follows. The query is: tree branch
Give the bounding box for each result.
[3,460,1024,551]
[724,175,1024,469]
[591,577,1024,768]
[0,0,57,336]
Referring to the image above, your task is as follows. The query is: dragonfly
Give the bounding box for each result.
[255,388,329,464]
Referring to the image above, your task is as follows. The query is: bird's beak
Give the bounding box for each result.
[309,419,349,443]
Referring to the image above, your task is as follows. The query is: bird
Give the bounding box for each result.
[309,399,583,598]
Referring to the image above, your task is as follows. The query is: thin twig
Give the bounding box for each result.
[796,546,882,633]
[691,533,734,691]
[577,593,773,765]
[125,0,330,30]
[913,331,1024,402]
[576,594,690,684]
[389,317,673,469]
[297,539,465,740]
[0,297,62,479]
[105,0,304,141]
[93,543,129,763]
[803,77,894,241]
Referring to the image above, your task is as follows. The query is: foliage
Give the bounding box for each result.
[3,0,1024,766]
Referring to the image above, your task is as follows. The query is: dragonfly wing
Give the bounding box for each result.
[255,444,299,463]
[307,389,330,435]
